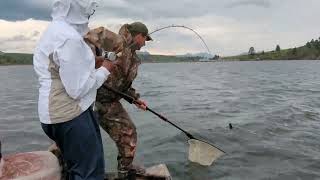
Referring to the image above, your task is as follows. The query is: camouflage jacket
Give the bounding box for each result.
[85,24,141,104]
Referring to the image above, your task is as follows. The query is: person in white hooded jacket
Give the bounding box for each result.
[33,0,113,179]
[0,141,3,177]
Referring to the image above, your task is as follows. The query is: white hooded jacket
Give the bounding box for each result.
[33,0,109,124]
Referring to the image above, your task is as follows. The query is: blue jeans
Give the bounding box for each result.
[41,108,105,180]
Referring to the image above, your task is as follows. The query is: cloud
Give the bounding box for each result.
[0,0,223,21]
[0,0,320,55]
[6,35,31,42]
[4,30,40,42]
[226,0,271,8]
[0,0,51,21]
[0,19,48,53]
[31,31,40,37]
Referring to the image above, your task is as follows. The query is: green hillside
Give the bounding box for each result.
[223,38,320,61]
[0,53,33,65]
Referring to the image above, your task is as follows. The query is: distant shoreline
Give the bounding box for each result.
[220,59,320,62]
[0,64,32,66]
[2,59,320,66]
[0,61,207,66]
[222,41,320,61]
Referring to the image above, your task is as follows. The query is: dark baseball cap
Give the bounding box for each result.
[128,22,152,41]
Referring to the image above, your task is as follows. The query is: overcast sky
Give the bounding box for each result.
[0,0,319,56]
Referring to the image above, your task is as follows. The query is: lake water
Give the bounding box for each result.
[1,61,320,179]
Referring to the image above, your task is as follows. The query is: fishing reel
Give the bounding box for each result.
[102,51,117,61]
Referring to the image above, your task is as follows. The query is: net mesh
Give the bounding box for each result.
[188,139,224,166]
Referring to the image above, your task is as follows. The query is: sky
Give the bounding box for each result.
[0,0,319,56]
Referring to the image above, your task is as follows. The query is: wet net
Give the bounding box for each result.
[188,139,224,166]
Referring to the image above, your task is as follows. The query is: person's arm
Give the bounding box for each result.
[125,86,147,111]
[133,98,147,111]
[57,39,110,100]
[126,86,140,100]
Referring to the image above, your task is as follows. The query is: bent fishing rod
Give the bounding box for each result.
[149,25,212,56]
[102,24,212,60]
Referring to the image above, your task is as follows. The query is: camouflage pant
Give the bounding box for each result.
[96,101,137,172]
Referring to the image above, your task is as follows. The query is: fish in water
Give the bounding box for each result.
[229,123,233,129]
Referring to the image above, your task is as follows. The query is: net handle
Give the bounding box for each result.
[105,85,225,153]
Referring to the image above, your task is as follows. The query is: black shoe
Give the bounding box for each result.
[116,169,136,180]
[127,169,136,180]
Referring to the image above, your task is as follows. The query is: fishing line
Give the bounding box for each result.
[149,25,212,56]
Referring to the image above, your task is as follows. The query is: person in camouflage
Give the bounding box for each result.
[84,22,152,178]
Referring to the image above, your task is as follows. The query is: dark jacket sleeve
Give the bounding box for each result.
[126,86,140,100]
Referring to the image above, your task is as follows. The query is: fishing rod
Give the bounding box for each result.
[149,25,212,56]
[104,85,225,153]
[104,85,197,139]
[103,25,212,61]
